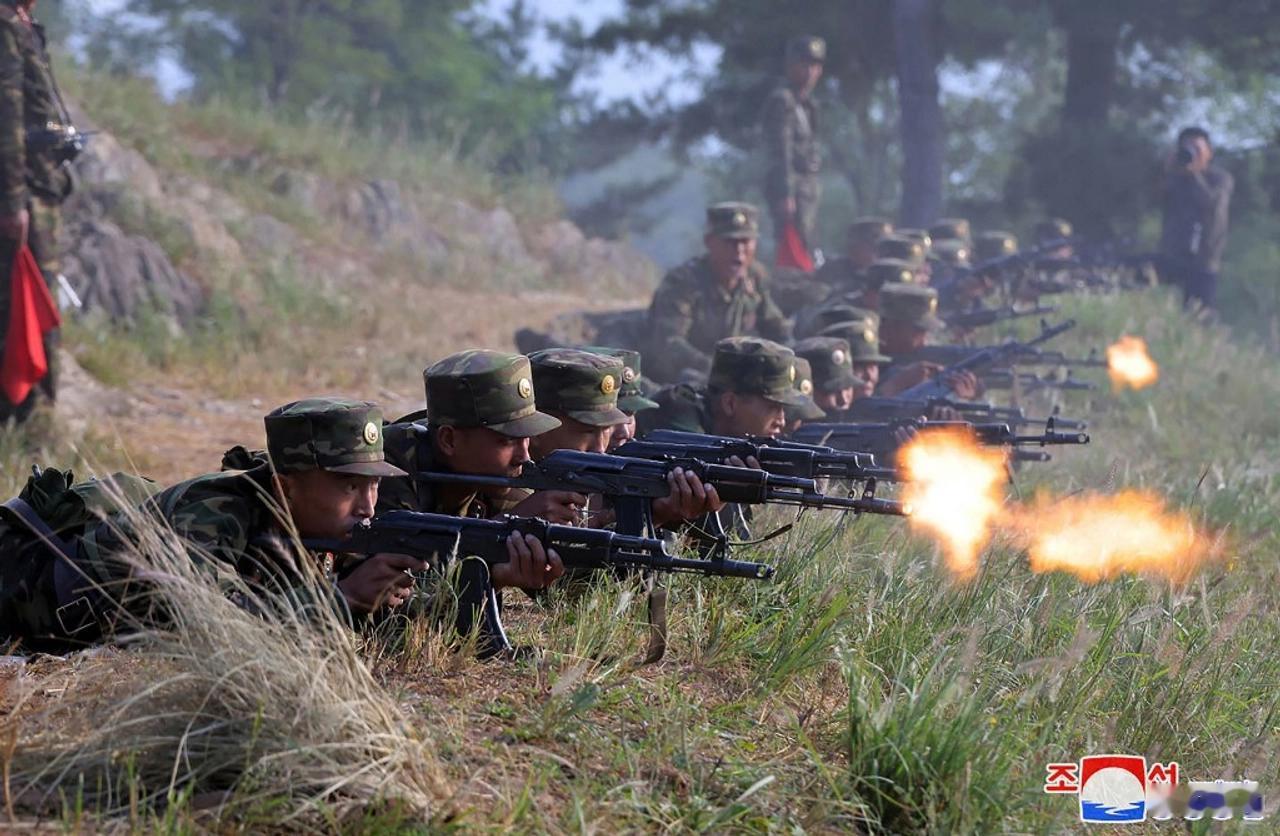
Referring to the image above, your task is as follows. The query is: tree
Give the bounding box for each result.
[892,0,943,226]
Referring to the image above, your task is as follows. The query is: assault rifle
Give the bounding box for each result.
[895,319,1078,401]
[846,395,1088,432]
[618,429,900,484]
[307,510,774,581]
[944,303,1058,331]
[980,369,1097,393]
[416,449,910,544]
[904,342,1107,371]
[306,510,773,659]
[792,418,1089,463]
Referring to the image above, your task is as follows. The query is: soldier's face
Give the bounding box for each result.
[530,414,615,458]
[880,320,928,355]
[853,363,880,395]
[436,426,530,499]
[816,387,855,412]
[277,470,379,541]
[787,60,823,93]
[705,234,756,284]
[716,392,787,438]
[608,413,637,452]
[848,238,879,269]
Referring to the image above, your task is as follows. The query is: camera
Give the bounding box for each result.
[1175,142,1197,167]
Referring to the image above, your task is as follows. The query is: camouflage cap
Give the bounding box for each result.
[528,348,629,427]
[866,258,918,288]
[819,320,893,364]
[896,228,933,254]
[708,337,810,407]
[846,216,893,243]
[786,35,826,64]
[265,398,407,477]
[880,282,945,331]
[581,346,660,414]
[786,357,828,422]
[931,238,971,267]
[796,302,878,339]
[876,235,926,267]
[794,336,861,392]
[1035,217,1073,243]
[425,349,561,438]
[706,201,759,239]
[928,218,971,243]
[974,230,1018,262]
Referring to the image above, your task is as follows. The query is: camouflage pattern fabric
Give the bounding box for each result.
[876,236,926,267]
[379,412,503,519]
[0,3,70,420]
[636,383,710,436]
[761,74,822,248]
[929,218,971,246]
[265,398,406,477]
[1035,218,1073,244]
[425,349,560,437]
[974,231,1018,262]
[812,255,867,301]
[795,301,878,340]
[866,260,918,289]
[528,348,628,427]
[785,356,826,422]
[819,319,893,364]
[880,282,945,331]
[581,346,660,413]
[705,202,759,239]
[708,337,808,406]
[646,255,790,382]
[794,336,861,392]
[0,2,70,215]
[931,238,970,269]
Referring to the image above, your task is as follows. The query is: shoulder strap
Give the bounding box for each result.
[2,495,75,560]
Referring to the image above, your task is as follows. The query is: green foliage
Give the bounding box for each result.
[92,0,571,172]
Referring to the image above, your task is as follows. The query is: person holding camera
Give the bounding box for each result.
[0,0,77,421]
[1159,126,1234,312]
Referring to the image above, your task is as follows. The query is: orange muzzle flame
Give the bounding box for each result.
[1010,490,1211,584]
[898,428,1008,580]
[897,430,1216,585]
[1107,335,1159,390]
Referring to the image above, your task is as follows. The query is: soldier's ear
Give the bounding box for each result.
[719,391,737,418]
[435,425,459,457]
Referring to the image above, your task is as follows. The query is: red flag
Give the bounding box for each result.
[2,245,61,406]
[775,220,814,272]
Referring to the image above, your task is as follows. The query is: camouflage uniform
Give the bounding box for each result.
[811,217,893,303]
[928,218,971,248]
[646,203,790,382]
[794,336,861,395]
[761,35,825,250]
[0,0,72,418]
[974,231,1018,263]
[640,337,810,436]
[3,398,404,649]
[644,337,811,544]
[877,283,946,385]
[380,349,560,518]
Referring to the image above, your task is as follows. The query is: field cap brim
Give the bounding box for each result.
[489,409,562,438]
[619,393,660,413]
[763,389,812,408]
[325,460,408,478]
[564,405,630,427]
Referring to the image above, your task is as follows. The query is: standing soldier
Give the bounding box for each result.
[762,35,825,261]
[646,202,790,382]
[0,0,76,421]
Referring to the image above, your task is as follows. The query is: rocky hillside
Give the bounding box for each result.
[17,75,658,487]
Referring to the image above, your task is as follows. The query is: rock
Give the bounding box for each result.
[62,218,205,325]
[244,213,300,255]
[479,207,529,264]
[271,168,331,217]
[344,179,448,264]
[72,131,164,203]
